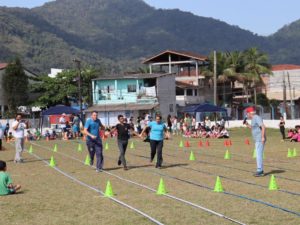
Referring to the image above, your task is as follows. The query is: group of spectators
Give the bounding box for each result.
[287,126,300,142]
[278,116,300,142]
[165,114,229,139]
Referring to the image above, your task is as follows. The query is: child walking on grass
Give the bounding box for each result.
[0,160,21,196]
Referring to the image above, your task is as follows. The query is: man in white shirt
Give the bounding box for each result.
[59,113,67,139]
[59,113,66,127]
[12,114,28,163]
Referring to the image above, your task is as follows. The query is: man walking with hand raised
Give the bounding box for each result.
[244,107,266,177]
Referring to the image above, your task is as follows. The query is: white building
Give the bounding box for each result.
[262,64,300,100]
[48,68,63,78]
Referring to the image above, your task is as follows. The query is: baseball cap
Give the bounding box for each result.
[246,107,255,113]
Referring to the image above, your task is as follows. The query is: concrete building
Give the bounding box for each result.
[143,50,213,107]
[85,73,176,125]
[262,64,300,100]
[260,64,300,119]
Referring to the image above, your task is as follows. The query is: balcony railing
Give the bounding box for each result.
[94,92,158,105]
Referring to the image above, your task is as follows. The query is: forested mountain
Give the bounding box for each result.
[268,19,300,64]
[0,0,299,73]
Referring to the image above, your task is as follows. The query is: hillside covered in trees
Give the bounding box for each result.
[0,0,299,73]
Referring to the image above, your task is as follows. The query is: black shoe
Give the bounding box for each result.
[253,171,264,177]
[118,159,121,166]
[155,165,162,169]
[96,168,103,173]
[123,166,128,171]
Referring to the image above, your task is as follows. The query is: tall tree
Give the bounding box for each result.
[242,48,271,104]
[2,58,29,114]
[81,66,99,106]
[31,67,100,107]
[223,51,246,103]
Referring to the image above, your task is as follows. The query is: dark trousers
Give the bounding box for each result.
[137,126,142,134]
[86,139,103,169]
[280,127,285,139]
[150,140,163,167]
[117,139,128,167]
[0,139,2,150]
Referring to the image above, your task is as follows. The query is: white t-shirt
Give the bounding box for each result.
[59,117,66,128]
[12,120,26,138]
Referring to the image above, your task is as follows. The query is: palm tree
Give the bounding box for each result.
[242,48,271,104]
[223,51,244,103]
[202,52,227,105]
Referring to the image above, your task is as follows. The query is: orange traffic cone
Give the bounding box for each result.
[245,138,250,145]
[206,140,210,147]
[185,140,190,148]
[198,141,203,147]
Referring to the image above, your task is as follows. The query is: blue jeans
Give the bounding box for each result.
[255,141,265,172]
[86,139,103,170]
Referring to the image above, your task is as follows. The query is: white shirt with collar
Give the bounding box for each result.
[12,120,26,138]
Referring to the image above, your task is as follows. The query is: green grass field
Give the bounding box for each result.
[0,128,299,225]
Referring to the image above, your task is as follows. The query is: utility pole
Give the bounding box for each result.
[254,81,257,106]
[293,87,296,118]
[287,71,295,119]
[213,50,217,105]
[73,59,83,122]
[293,87,296,99]
[282,71,287,119]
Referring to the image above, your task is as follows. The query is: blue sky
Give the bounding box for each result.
[1,0,299,36]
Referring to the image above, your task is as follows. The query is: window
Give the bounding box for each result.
[127,84,137,93]
[176,87,184,95]
[187,89,193,96]
[107,85,114,93]
[169,104,174,113]
[101,85,114,93]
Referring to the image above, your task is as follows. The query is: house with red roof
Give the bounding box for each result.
[262,64,300,101]
[260,64,300,118]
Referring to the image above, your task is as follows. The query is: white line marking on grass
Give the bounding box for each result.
[5,142,163,225]
[30,141,247,225]
[29,151,165,225]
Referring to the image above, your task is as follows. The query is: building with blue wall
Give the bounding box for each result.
[86,73,176,126]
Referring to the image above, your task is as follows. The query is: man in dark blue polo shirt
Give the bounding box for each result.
[84,111,105,172]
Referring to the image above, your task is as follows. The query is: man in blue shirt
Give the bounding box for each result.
[140,114,170,169]
[84,111,105,172]
[244,107,266,177]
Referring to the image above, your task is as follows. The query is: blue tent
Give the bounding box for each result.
[40,105,80,132]
[42,105,80,116]
[184,103,227,113]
